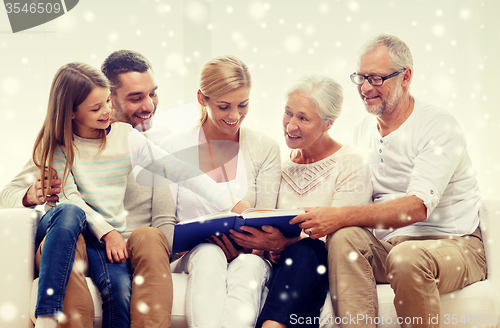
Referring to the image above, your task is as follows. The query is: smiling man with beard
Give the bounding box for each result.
[101,50,158,131]
[290,34,486,328]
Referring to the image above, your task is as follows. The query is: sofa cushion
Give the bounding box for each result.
[30,278,103,328]
[30,274,190,328]
[318,280,499,328]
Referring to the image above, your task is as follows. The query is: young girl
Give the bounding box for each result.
[32,62,242,328]
[164,55,281,328]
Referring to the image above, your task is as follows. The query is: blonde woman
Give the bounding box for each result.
[163,55,281,328]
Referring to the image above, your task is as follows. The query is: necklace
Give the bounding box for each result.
[205,137,236,207]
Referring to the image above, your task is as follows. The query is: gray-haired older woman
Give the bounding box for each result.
[230,74,372,328]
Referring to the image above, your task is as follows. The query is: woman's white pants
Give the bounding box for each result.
[170,243,271,328]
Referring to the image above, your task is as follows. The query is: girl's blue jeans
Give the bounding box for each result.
[35,203,132,327]
[83,230,131,328]
[35,204,87,317]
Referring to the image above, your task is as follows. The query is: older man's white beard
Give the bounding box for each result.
[366,86,403,117]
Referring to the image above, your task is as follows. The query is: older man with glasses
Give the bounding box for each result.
[291,34,486,328]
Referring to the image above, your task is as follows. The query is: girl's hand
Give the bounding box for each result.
[24,169,61,206]
[102,230,128,263]
[230,200,252,214]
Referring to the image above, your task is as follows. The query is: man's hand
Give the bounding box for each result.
[289,207,344,238]
[23,169,61,206]
[231,200,252,214]
[206,233,250,262]
[229,225,300,252]
[102,230,128,263]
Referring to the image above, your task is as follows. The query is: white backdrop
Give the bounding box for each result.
[0,0,499,199]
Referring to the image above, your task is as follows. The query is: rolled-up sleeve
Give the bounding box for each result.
[406,115,466,217]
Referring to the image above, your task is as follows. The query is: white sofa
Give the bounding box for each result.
[0,200,499,328]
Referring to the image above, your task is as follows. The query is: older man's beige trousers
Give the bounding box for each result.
[327,227,486,328]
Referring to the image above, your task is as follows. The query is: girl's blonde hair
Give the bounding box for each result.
[32,62,109,201]
[198,55,251,124]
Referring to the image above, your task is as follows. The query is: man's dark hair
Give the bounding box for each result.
[101,50,153,93]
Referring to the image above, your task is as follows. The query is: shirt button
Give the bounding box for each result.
[379,149,382,153]
[380,139,383,143]
[430,190,434,194]
[381,159,384,163]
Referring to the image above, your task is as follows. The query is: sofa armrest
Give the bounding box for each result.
[481,199,500,315]
[0,208,41,328]
[481,199,500,284]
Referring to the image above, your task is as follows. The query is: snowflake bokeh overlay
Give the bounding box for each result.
[0,0,498,197]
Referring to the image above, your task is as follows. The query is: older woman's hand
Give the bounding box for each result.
[229,225,301,252]
[206,233,251,262]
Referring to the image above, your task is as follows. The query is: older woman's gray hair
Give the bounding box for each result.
[286,74,343,123]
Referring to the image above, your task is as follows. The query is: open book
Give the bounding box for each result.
[172,208,305,253]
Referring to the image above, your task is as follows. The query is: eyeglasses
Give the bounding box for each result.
[350,68,406,86]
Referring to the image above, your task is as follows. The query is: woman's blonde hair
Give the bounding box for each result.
[32,62,109,201]
[198,55,251,124]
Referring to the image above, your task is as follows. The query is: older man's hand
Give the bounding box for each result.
[289,207,344,238]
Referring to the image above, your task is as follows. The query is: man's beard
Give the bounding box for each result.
[114,103,155,131]
[366,85,403,117]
